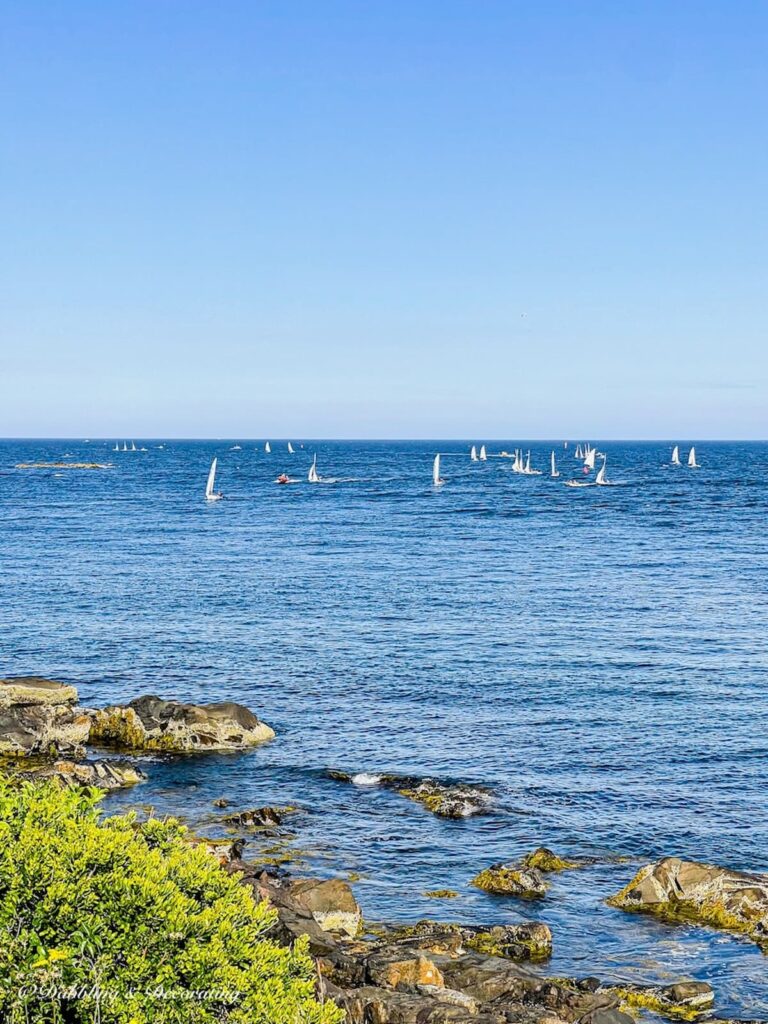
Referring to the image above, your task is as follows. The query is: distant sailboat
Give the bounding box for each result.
[231,444,241,450]
[131,441,137,452]
[512,449,523,473]
[122,442,128,452]
[688,447,699,468]
[584,448,596,470]
[671,445,681,465]
[595,458,608,485]
[479,445,487,461]
[470,445,478,462]
[550,451,559,478]
[287,442,294,453]
[113,443,119,451]
[308,455,319,483]
[433,453,444,486]
[265,442,271,453]
[205,458,222,501]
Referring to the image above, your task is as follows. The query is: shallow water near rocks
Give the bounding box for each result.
[1,438,767,1017]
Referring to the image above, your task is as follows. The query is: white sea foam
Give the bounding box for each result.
[351,773,382,786]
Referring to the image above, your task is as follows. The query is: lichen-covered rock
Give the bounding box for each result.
[520,847,579,873]
[222,806,291,828]
[609,981,714,1020]
[0,676,79,707]
[187,835,245,865]
[13,758,146,791]
[328,769,493,818]
[607,857,768,950]
[88,695,275,752]
[471,863,548,898]
[288,878,362,937]
[0,705,91,757]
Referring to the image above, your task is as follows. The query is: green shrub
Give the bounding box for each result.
[0,780,343,1024]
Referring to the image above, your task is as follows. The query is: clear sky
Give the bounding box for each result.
[1,1,766,438]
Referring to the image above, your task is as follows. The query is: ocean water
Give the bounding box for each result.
[1,438,767,1017]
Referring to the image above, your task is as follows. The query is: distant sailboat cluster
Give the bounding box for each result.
[199,440,704,500]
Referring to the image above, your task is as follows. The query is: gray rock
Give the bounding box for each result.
[0,704,91,757]
[13,758,146,790]
[88,695,275,752]
[0,676,79,707]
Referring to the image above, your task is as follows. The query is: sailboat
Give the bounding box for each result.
[513,449,523,473]
[205,458,222,501]
[470,445,478,461]
[113,443,119,451]
[595,458,608,485]
[231,444,241,450]
[671,445,681,466]
[287,442,294,453]
[131,441,137,452]
[308,455,319,483]
[584,447,596,470]
[688,447,699,468]
[265,442,271,453]
[550,451,559,478]
[479,445,487,461]
[432,453,444,486]
[122,442,128,452]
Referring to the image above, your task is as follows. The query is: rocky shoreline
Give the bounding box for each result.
[1,676,764,1023]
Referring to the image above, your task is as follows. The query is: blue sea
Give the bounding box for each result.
[1,438,767,1017]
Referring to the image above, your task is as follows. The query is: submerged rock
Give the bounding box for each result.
[607,857,768,950]
[222,805,292,828]
[608,981,714,1021]
[0,678,90,757]
[520,847,579,873]
[378,919,552,962]
[88,695,275,753]
[328,769,493,818]
[13,758,146,791]
[471,863,549,899]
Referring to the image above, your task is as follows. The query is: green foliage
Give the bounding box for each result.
[0,780,343,1024]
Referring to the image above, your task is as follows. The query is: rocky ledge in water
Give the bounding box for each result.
[227,861,712,1024]
[88,694,275,752]
[221,805,295,829]
[11,757,146,790]
[374,920,553,962]
[329,769,493,818]
[607,856,768,952]
[0,677,91,757]
[471,848,586,899]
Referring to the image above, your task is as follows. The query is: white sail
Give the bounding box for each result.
[113,443,119,451]
[122,442,128,451]
[470,445,478,461]
[671,445,680,465]
[584,448,596,470]
[479,445,487,461]
[265,442,271,453]
[131,441,137,451]
[595,458,607,485]
[525,451,531,474]
[551,451,559,477]
[287,442,294,453]
[575,444,582,459]
[432,453,444,486]
[308,455,319,483]
[205,458,221,500]
[688,446,698,468]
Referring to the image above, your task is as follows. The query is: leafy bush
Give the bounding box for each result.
[0,780,343,1023]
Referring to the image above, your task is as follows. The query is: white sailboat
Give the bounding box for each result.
[113,443,119,451]
[287,442,294,453]
[595,458,608,485]
[671,445,681,466]
[308,455,319,483]
[479,445,487,461]
[550,451,559,477]
[584,447,596,470]
[688,447,699,468]
[122,442,128,451]
[265,442,271,453]
[470,445,478,461]
[205,458,222,501]
[231,444,241,450]
[131,441,137,451]
[432,453,444,486]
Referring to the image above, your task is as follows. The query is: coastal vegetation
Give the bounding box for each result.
[0,780,342,1024]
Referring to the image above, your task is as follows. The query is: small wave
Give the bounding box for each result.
[351,773,383,786]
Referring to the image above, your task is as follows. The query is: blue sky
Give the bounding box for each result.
[1,1,766,438]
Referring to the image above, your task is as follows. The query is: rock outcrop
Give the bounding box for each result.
[472,863,549,899]
[329,770,493,818]
[13,758,146,790]
[88,695,275,752]
[607,857,768,951]
[0,677,91,757]
[287,878,363,937]
[609,981,714,1020]
[222,806,292,828]
[377,920,553,961]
